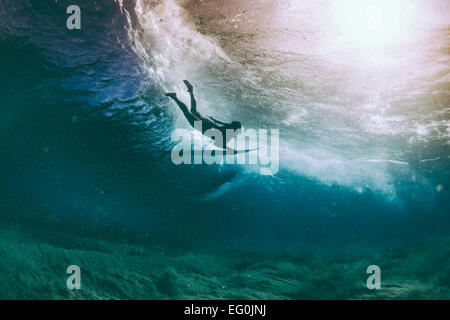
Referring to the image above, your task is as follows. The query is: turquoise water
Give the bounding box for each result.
[0,0,449,299]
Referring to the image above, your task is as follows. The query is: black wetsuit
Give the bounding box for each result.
[166,90,235,149]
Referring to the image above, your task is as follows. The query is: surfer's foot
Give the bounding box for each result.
[183,80,193,92]
[165,92,177,99]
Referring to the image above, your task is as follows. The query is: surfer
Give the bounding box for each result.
[166,80,242,149]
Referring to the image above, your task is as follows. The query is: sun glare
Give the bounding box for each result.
[333,0,414,48]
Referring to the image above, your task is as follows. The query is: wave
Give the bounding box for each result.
[116,0,449,199]
[0,0,449,246]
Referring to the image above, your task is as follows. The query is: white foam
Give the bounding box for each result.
[281,142,398,197]
[122,0,229,93]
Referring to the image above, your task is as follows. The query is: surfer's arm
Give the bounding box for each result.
[209,117,229,126]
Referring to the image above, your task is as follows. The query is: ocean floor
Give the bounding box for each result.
[0,220,449,300]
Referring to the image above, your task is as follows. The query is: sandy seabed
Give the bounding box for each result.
[0,220,449,300]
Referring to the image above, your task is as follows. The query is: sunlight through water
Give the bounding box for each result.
[333,0,415,48]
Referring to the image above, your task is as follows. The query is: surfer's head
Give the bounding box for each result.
[229,121,242,131]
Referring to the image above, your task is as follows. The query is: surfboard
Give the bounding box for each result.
[224,147,259,155]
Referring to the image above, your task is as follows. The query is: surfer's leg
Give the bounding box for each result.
[183,80,194,93]
[165,93,196,124]
[183,80,199,116]
[188,91,197,114]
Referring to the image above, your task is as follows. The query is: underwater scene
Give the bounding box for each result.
[0,0,449,299]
